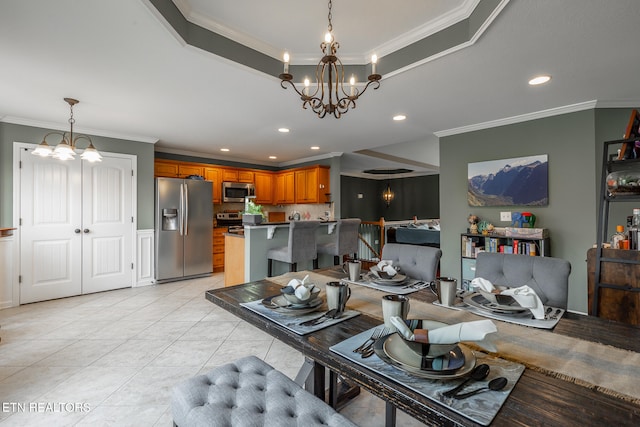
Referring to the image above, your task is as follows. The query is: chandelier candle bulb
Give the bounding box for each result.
[283,52,289,73]
[304,78,310,96]
[350,76,355,97]
[371,54,378,74]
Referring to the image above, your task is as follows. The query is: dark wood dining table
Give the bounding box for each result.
[205,269,640,426]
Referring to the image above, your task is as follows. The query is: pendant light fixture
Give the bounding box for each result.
[382,181,394,207]
[32,98,102,162]
[278,0,381,118]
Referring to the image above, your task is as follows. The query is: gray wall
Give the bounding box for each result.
[341,174,440,221]
[0,122,155,229]
[440,108,636,313]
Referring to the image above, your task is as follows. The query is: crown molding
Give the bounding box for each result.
[434,100,599,138]
[340,170,437,180]
[1,116,158,144]
[372,0,482,59]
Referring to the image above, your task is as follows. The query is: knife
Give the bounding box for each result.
[299,309,337,326]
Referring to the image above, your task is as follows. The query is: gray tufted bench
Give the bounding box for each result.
[171,356,358,427]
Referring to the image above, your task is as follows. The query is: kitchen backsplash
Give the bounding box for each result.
[215,203,334,221]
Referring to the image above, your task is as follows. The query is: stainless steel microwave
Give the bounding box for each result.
[222,182,255,203]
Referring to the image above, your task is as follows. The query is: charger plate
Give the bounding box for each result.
[463,293,528,314]
[262,295,323,315]
[376,334,476,379]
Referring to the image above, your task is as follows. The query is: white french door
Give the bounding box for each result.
[19,148,134,304]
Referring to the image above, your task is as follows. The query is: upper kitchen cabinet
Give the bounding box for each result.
[295,166,330,204]
[238,170,255,183]
[274,171,295,204]
[154,160,180,177]
[178,164,205,178]
[205,167,223,203]
[221,169,238,182]
[254,171,274,205]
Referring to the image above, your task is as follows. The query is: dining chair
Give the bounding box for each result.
[267,220,321,277]
[474,252,571,308]
[380,243,442,282]
[317,218,362,265]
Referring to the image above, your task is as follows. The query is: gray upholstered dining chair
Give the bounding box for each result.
[267,220,321,277]
[317,218,361,265]
[474,252,572,308]
[380,243,442,282]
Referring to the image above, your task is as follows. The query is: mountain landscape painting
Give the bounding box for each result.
[468,155,548,206]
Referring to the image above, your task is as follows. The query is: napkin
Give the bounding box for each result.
[470,277,545,319]
[376,260,397,277]
[390,317,497,352]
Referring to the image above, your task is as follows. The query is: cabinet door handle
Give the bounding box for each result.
[74,229,81,234]
[83,229,90,233]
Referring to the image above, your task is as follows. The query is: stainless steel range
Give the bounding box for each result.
[216,212,243,230]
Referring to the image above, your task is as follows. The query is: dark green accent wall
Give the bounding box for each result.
[0,122,155,229]
[341,175,440,221]
[440,108,637,313]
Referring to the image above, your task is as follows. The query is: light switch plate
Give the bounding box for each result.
[500,211,512,221]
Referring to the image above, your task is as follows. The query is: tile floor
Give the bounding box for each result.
[0,273,426,426]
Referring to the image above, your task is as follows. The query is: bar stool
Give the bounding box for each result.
[267,220,320,277]
[317,218,361,265]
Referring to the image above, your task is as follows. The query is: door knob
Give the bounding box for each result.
[74,229,81,234]
[83,229,90,233]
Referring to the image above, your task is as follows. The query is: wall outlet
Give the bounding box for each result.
[500,211,512,221]
[357,193,364,199]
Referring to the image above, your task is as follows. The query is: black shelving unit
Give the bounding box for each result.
[592,137,640,317]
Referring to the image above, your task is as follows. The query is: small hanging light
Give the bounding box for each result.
[32,98,102,162]
[382,182,394,207]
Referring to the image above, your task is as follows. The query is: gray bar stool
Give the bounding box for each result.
[317,218,361,265]
[267,220,321,277]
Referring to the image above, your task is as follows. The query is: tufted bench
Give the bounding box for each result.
[171,356,358,427]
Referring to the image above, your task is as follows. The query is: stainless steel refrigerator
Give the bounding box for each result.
[155,177,213,282]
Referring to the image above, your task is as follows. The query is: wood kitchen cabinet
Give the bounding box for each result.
[178,164,205,178]
[274,171,295,204]
[238,170,254,183]
[213,227,226,272]
[221,169,238,182]
[205,167,222,203]
[154,160,180,177]
[254,171,274,205]
[294,166,330,204]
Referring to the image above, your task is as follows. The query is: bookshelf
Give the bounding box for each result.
[460,228,550,290]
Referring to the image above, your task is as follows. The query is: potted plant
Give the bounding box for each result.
[242,200,265,225]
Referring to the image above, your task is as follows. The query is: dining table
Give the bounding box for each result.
[205,267,640,426]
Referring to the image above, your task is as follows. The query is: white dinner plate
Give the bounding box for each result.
[262,295,323,315]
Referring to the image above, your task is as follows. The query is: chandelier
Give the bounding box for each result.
[382,182,394,207]
[32,98,102,162]
[278,0,381,118]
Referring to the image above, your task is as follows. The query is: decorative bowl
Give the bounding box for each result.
[282,284,320,305]
[396,319,458,358]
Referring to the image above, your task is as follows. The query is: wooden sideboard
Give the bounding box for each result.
[587,247,640,325]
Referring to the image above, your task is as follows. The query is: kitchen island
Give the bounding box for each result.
[226,221,338,284]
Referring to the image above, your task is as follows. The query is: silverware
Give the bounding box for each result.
[353,327,388,353]
[299,309,337,326]
[550,308,563,320]
[442,363,490,397]
[453,377,508,399]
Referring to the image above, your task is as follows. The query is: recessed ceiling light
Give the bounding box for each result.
[310,146,320,150]
[269,156,277,159]
[220,148,230,152]
[393,115,406,121]
[528,75,551,85]
[278,128,290,133]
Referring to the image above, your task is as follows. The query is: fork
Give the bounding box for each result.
[353,327,389,353]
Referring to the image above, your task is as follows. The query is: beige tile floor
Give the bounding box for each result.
[0,273,426,426]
